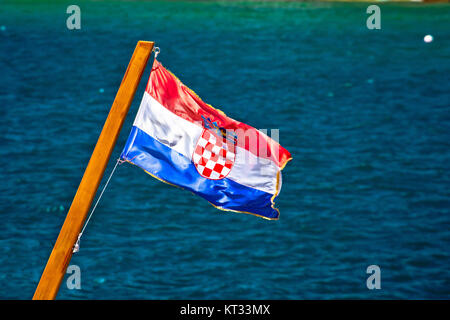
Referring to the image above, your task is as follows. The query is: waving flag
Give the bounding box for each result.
[120,60,291,219]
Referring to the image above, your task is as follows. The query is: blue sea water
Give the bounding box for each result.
[0,1,449,299]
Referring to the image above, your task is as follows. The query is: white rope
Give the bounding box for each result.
[73,158,122,253]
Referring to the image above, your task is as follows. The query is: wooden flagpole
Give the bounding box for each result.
[33,41,154,300]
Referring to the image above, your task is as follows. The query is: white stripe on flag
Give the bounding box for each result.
[134,92,202,158]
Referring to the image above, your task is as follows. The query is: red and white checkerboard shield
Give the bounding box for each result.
[192,129,236,180]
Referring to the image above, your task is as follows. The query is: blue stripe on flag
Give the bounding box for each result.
[120,126,279,219]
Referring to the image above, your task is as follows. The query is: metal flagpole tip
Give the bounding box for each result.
[153,47,160,59]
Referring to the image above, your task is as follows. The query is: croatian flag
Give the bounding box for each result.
[120,60,292,219]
